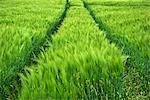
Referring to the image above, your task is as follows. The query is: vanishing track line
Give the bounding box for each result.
[83,1,149,99]
[29,0,70,65]
[0,0,70,99]
[83,1,127,47]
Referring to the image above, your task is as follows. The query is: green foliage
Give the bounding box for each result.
[19,1,126,99]
[0,0,149,99]
[0,0,66,99]
[85,0,150,99]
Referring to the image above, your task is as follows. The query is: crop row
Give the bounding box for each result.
[19,0,126,99]
[0,0,66,98]
[84,0,150,99]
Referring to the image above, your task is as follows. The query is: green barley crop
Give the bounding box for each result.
[0,0,149,99]
[85,0,150,99]
[0,0,66,99]
[19,0,126,99]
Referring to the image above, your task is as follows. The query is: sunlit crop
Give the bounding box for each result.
[0,0,149,99]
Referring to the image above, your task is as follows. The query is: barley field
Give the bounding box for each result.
[0,0,149,99]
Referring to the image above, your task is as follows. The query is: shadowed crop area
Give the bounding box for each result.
[0,0,149,99]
